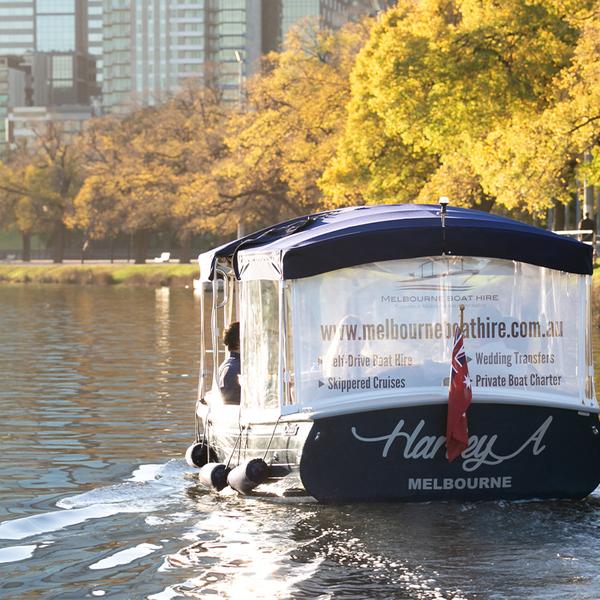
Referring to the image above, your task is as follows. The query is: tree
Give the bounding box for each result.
[0,151,31,261]
[74,84,229,263]
[0,124,82,262]
[167,83,231,258]
[200,18,372,235]
[74,109,181,263]
[322,0,593,215]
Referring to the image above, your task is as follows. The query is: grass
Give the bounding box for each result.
[0,263,199,287]
[2,261,600,295]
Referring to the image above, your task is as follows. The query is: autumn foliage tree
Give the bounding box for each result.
[321,0,597,217]
[72,84,229,262]
[0,146,32,260]
[473,4,600,223]
[0,124,82,262]
[201,18,372,235]
[4,3,600,257]
[74,110,177,263]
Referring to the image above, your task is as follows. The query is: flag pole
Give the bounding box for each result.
[459,303,465,333]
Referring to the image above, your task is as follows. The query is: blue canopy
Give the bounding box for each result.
[199,205,592,280]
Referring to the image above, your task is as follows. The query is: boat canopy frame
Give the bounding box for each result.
[198,205,593,284]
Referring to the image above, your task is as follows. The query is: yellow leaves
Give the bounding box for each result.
[71,83,230,239]
[323,0,596,216]
[214,18,373,228]
[0,125,82,236]
[8,1,598,242]
[416,153,484,207]
[468,6,600,213]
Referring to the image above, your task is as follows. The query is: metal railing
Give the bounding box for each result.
[553,230,596,257]
[0,248,190,262]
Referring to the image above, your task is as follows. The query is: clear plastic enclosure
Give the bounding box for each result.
[285,256,592,407]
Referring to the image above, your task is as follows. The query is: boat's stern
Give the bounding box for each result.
[299,402,600,503]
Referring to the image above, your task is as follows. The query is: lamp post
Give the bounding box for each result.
[439,196,449,227]
[234,50,244,110]
[234,50,245,238]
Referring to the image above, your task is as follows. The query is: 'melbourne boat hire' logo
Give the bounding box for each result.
[350,417,552,472]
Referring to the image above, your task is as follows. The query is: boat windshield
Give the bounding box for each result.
[286,256,594,408]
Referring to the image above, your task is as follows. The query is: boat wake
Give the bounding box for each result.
[0,459,193,542]
[57,460,189,509]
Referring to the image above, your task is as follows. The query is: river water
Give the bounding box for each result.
[0,285,599,600]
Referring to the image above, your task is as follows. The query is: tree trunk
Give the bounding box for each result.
[553,199,565,231]
[476,191,495,213]
[52,222,66,263]
[21,231,31,262]
[179,231,192,264]
[133,230,148,264]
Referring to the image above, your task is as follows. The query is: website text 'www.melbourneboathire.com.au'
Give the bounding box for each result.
[319,317,564,342]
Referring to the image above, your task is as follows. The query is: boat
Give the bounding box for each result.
[186,203,600,502]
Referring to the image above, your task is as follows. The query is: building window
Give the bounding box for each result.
[0,8,34,17]
[36,0,75,13]
[52,55,73,79]
[36,15,75,52]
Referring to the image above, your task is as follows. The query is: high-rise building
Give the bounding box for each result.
[101,0,373,113]
[205,0,262,103]
[102,0,209,113]
[0,55,31,151]
[0,0,93,53]
[0,1,99,152]
[280,0,370,38]
[36,0,82,53]
[0,1,35,56]
[101,1,131,112]
[28,0,98,108]
[88,0,103,85]
[0,1,100,104]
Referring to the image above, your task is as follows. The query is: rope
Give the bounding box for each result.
[225,430,243,470]
[238,427,244,464]
[202,398,213,461]
[263,416,282,461]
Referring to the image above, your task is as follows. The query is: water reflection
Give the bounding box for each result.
[147,487,600,600]
[0,286,200,521]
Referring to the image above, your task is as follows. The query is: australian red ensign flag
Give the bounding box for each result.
[446,324,472,462]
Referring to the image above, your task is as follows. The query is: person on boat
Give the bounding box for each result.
[219,321,241,404]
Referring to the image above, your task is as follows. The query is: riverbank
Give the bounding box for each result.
[0,262,198,287]
[2,261,600,301]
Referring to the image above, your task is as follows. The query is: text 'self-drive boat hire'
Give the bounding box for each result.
[185,203,600,502]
